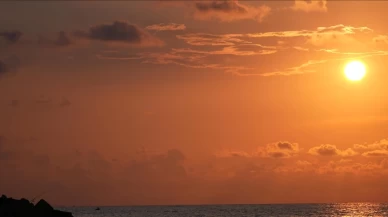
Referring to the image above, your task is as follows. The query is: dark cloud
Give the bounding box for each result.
[308,144,357,157]
[310,144,337,156]
[0,31,22,44]
[277,142,295,150]
[193,0,270,22]
[74,21,164,47]
[261,141,300,158]
[195,1,247,14]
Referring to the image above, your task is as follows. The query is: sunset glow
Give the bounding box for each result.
[2,0,388,208]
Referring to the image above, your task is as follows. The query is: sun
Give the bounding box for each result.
[344,60,366,81]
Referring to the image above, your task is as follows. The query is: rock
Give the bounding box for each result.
[51,210,73,217]
[0,195,73,217]
[0,196,34,217]
[34,199,54,216]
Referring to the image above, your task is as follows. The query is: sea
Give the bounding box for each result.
[59,203,388,217]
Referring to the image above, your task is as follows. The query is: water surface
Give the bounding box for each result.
[60,203,388,217]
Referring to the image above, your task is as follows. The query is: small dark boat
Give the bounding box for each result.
[95,207,100,211]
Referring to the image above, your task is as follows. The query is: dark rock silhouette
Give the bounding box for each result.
[0,195,73,217]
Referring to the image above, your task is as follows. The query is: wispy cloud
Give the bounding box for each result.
[362,150,388,157]
[261,50,388,76]
[260,59,327,76]
[146,23,186,31]
[176,33,247,46]
[246,25,372,39]
[172,45,277,56]
[373,35,388,44]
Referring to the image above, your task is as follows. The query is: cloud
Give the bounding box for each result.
[74,21,163,47]
[316,160,383,175]
[194,0,271,23]
[260,59,327,76]
[308,144,358,157]
[145,23,186,31]
[176,24,372,49]
[246,25,372,39]
[291,0,327,12]
[353,139,388,157]
[216,142,300,159]
[99,24,380,77]
[172,45,277,56]
[354,139,388,152]
[176,33,247,46]
[98,50,253,75]
[362,150,388,157]
[373,35,388,44]
[261,49,388,76]
[259,141,300,158]
[215,150,251,158]
[0,31,23,44]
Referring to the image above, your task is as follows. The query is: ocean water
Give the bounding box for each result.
[59,203,388,217]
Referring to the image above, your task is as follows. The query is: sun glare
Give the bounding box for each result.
[344,61,366,81]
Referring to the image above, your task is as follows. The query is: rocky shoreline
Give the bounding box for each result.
[0,195,73,217]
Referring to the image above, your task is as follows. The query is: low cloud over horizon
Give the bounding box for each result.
[2,135,388,205]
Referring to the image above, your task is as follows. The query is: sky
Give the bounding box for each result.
[1,0,388,206]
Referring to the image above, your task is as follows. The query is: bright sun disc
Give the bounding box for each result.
[344,61,366,81]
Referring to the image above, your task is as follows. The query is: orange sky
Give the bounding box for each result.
[1,0,388,206]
